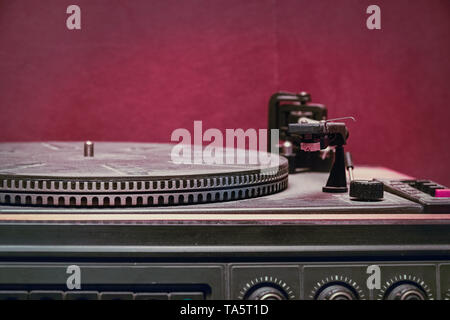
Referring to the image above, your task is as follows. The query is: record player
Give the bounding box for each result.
[0,92,449,301]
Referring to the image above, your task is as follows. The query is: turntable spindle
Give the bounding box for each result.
[84,141,94,157]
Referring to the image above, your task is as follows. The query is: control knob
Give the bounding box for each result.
[246,286,287,300]
[385,283,426,300]
[316,284,358,300]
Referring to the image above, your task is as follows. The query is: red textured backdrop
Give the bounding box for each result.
[0,0,449,185]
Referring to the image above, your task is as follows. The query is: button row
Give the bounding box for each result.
[400,180,449,197]
[0,290,204,300]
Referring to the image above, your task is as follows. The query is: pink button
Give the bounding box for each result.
[435,189,450,197]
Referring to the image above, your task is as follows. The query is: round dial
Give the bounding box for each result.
[309,275,364,300]
[378,275,433,300]
[247,286,286,300]
[385,283,427,300]
[238,276,295,300]
[316,284,358,300]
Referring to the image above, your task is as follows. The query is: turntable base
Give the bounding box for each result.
[0,165,449,300]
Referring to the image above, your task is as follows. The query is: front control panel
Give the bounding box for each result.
[380,179,450,213]
[0,262,448,300]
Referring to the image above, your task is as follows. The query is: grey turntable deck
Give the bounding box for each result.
[0,169,423,215]
[0,140,423,215]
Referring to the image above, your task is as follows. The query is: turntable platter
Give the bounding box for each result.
[0,142,288,207]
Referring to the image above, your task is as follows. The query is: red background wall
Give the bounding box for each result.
[0,0,449,185]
